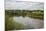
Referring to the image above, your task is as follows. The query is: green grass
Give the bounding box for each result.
[5,15,25,31]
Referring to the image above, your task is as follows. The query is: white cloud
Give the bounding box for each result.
[5,0,44,10]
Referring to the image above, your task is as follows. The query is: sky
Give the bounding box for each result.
[5,0,44,10]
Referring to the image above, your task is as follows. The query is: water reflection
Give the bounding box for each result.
[13,16,44,29]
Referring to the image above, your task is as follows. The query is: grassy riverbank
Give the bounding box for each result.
[5,15,25,31]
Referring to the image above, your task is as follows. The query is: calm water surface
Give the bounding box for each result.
[13,16,44,29]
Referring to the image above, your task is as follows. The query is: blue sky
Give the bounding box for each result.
[5,0,44,10]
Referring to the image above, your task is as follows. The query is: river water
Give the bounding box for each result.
[13,16,44,29]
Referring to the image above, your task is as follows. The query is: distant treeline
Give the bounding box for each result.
[5,10,44,20]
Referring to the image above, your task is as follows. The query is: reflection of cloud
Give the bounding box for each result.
[5,0,44,10]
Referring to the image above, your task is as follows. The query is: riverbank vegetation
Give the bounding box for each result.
[5,15,25,31]
[5,10,44,31]
[5,10,44,20]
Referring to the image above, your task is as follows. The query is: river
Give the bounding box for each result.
[13,16,44,29]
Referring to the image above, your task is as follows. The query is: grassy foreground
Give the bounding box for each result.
[5,15,25,31]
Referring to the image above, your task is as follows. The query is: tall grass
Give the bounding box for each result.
[5,15,25,31]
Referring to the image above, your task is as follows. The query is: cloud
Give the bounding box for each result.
[5,0,44,10]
